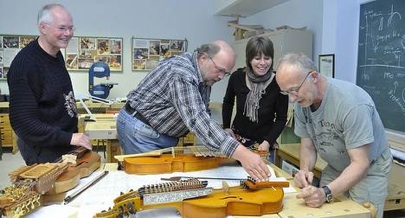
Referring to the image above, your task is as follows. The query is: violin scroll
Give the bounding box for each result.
[241,176,290,190]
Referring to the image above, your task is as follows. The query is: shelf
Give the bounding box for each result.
[215,0,289,17]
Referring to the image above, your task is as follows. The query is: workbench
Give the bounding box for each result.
[28,161,371,218]
[275,143,405,211]
[81,114,121,163]
[78,119,375,217]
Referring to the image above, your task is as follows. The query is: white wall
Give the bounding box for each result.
[0,0,234,102]
[0,0,377,99]
[232,0,368,84]
[322,0,362,83]
[238,0,323,64]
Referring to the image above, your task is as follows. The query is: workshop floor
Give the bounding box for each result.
[0,149,404,218]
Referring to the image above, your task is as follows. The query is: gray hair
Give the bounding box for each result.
[279,53,318,73]
[37,3,65,25]
[195,43,221,58]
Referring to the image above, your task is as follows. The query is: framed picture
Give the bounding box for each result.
[318,54,335,78]
[132,37,187,71]
[0,34,36,80]
[0,34,123,75]
[66,36,123,71]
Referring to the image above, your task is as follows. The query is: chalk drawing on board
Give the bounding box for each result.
[357,0,405,132]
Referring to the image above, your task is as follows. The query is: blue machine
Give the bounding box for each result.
[88,61,117,99]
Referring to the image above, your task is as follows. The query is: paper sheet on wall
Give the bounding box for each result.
[28,165,296,218]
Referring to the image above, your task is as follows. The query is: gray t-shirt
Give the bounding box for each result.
[294,78,388,171]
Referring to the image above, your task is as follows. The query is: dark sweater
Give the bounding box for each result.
[222,68,288,145]
[7,39,77,165]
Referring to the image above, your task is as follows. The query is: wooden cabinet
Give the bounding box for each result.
[0,113,18,153]
[231,28,313,71]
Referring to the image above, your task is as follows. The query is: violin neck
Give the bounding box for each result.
[54,146,89,163]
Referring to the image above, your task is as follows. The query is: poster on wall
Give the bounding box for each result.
[65,36,123,71]
[318,54,335,78]
[132,37,187,71]
[0,34,123,79]
[0,35,36,79]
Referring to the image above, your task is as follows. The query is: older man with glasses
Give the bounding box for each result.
[117,40,271,182]
[8,4,91,165]
[276,53,392,218]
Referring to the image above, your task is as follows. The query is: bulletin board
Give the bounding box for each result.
[0,35,37,79]
[0,34,123,80]
[132,37,187,71]
[66,36,123,71]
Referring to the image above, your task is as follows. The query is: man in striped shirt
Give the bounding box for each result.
[117,40,270,181]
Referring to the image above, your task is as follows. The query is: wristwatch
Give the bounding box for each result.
[322,186,333,203]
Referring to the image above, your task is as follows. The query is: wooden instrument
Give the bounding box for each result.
[1,148,101,217]
[8,163,69,194]
[46,147,101,195]
[0,183,41,218]
[94,177,286,218]
[241,176,290,190]
[1,163,68,217]
[117,146,268,175]
[123,153,232,174]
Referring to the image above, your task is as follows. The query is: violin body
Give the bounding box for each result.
[123,153,233,174]
[180,186,284,217]
[46,149,101,195]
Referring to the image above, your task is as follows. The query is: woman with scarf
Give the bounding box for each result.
[222,36,288,162]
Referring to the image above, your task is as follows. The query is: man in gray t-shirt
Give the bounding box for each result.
[276,53,392,218]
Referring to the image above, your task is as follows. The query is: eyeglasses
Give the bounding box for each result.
[209,56,231,77]
[45,23,75,33]
[56,26,75,33]
[280,71,312,96]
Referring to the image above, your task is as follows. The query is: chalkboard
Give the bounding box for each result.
[357,0,405,133]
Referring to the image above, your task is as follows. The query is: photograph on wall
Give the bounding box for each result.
[80,37,96,50]
[20,36,35,48]
[149,40,161,56]
[132,37,187,71]
[110,39,122,55]
[97,38,110,55]
[109,55,122,71]
[3,36,19,48]
[66,54,78,69]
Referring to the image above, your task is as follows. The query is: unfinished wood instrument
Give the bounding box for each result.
[1,163,68,217]
[94,177,286,218]
[116,146,268,174]
[46,147,101,195]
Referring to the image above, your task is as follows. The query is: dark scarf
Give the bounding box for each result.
[243,67,274,122]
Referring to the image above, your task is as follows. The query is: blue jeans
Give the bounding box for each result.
[116,108,178,154]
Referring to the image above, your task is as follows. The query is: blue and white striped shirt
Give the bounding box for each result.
[126,52,239,157]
